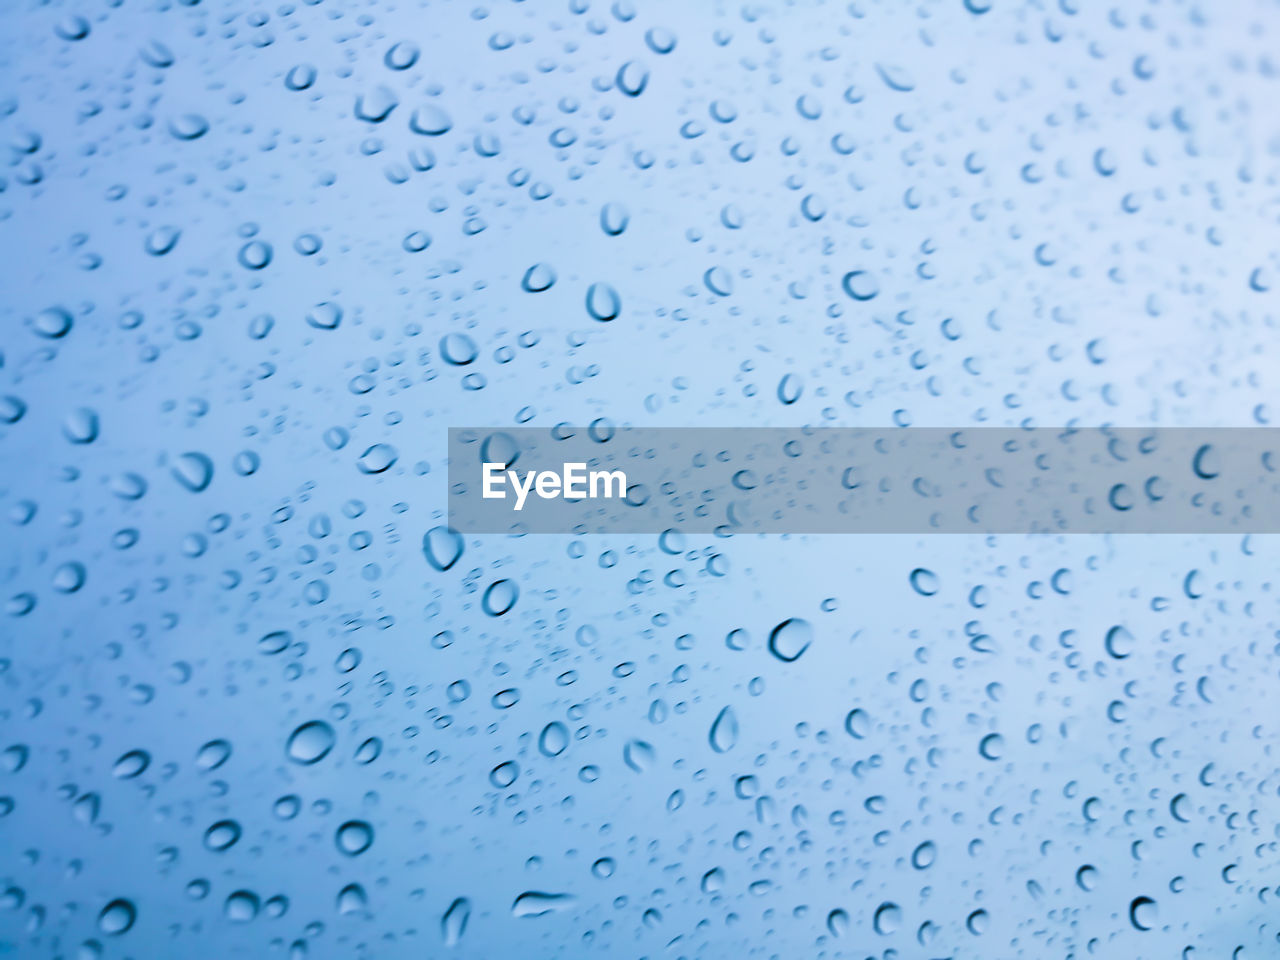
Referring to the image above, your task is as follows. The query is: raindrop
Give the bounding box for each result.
[62,408,99,444]
[410,104,453,136]
[512,891,577,917]
[440,332,478,365]
[586,282,621,322]
[423,526,464,571]
[978,733,1004,761]
[335,820,373,856]
[538,722,569,757]
[490,761,519,788]
[357,444,398,474]
[909,568,939,596]
[873,901,901,935]
[616,61,649,96]
[482,579,518,616]
[522,264,557,292]
[286,721,334,764]
[354,86,398,123]
[1129,896,1156,931]
[385,41,420,70]
[171,452,214,492]
[32,307,73,339]
[703,266,733,296]
[767,618,812,662]
[709,706,739,753]
[644,27,677,54]
[112,750,150,779]
[600,203,630,236]
[842,270,880,301]
[195,739,231,771]
[225,890,260,923]
[441,897,470,946]
[623,739,655,772]
[1105,625,1134,659]
[203,819,242,852]
[98,899,136,936]
[305,302,342,330]
[337,884,367,916]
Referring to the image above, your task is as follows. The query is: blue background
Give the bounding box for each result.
[3,1,1279,958]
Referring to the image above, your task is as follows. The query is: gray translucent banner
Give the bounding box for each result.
[447,427,1280,534]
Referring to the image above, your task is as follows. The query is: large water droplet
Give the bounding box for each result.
[410,104,453,136]
[335,820,373,856]
[767,618,812,662]
[709,705,739,753]
[586,282,621,322]
[872,901,901,935]
[286,720,334,764]
[441,897,470,946]
[512,891,577,917]
[171,452,214,493]
[423,526,464,571]
[98,899,136,935]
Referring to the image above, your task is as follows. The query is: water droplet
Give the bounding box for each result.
[0,396,26,424]
[286,721,334,764]
[357,444,398,474]
[305,302,342,330]
[203,819,242,852]
[237,241,272,270]
[709,706,739,753]
[703,266,733,297]
[440,332,478,365]
[616,61,649,96]
[32,307,73,339]
[827,908,849,937]
[842,269,880,301]
[909,567,939,596]
[144,226,180,256]
[911,840,936,869]
[62,408,99,444]
[538,722,569,757]
[600,202,630,236]
[285,64,316,91]
[337,883,367,915]
[644,27,677,54]
[384,41,420,71]
[512,891,577,917]
[1105,624,1134,659]
[767,618,812,662]
[354,86,398,123]
[168,113,209,140]
[171,452,214,493]
[521,263,557,292]
[623,739,655,772]
[195,739,231,771]
[1129,895,1156,931]
[441,897,470,945]
[777,373,803,405]
[335,820,373,856]
[422,526,464,571]
[410,104,453,136]
[585,282,621,322]
[978,732,1004,761]
[873,901,901,935]
[225,890,260,923]
[98,899,135,936]
[111,750,149,779]
[52,562,86,594]
[482,579,518,616]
